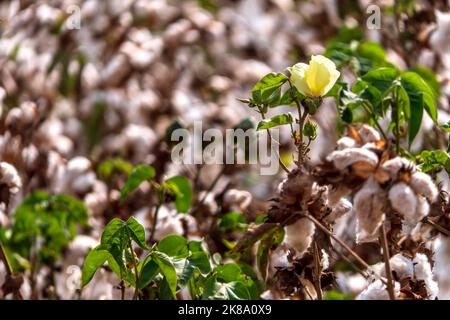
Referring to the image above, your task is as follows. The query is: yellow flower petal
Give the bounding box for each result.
[289,63,313,97]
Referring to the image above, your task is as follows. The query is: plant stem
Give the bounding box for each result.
[193,166,226,213]
[120,280,125,300]
[128,240,140,300]
[423,217,450,236]
[0,240,13,276]
[379,223,396,300]
[362,102,388,141]
[258,109,290,173]
[149,202,162,243]
[303,214,370,270]
[312,242,322,300]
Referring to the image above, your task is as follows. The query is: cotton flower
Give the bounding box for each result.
[288,55,340,97]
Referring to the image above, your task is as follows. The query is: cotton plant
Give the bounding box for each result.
[235,53,449,300]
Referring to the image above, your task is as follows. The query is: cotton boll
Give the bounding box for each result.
[327,148,379,171]
[325,198,352,223]
[335,272,368,296]
[390,254,414,280]
[321,249,330,270]
[435,235,450,299]
[336,137,357,150]
[356,279,400,300]
[327,185,351,207]
[389,182,418,219]
[71,172,96,194]
[269,244,291,272]
[405,196,430,232]
[284,218,315,258]
[409,172,438,203]
[223,189,252,212]
[358,125,381,144]
[153,208,185,241]
[0,162,22,194]
[354,178,385,239]
[64,235,99,267]
[382,157,416,180]
[413,253,439,300]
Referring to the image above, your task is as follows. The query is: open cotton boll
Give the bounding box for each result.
[435,235,450,299]
[358,125,381,144]
[382,157,416,180]
[335,272,368,296]
[284,218,315,258]
[0,162,22,194]
[389,254,414,280]
[368,254,413,281]
[413,253,439,300]
[356,279,400,300]
[325,198,352,223]
[389,182,418,219]
[327,148,379,171]
[403,196,430,232]
[409,172,438,203]
[270,244,291,271]
[354,178,385,239]
[336,137,357,150]
[223,189,252,212]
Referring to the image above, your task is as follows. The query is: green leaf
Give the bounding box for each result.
[97,158,132,181]
[152,250,178,297]
[138,257,159,289]
[218,212,247,233]
[163,176,193,213]
[120,164,156,201]
[256,113,293,131]
[158,235,188,257]
[251,73,288,101]
[419,150,450,173]
[410,66,440,98]
[101,218,126,246]
[215,263,243,282]
[257,227,284,281]
[400,71,437,122]
[357,42,386,66]
[323,290,353,300]
[202,277,251,300]
[361,67,398,94]
[126,217,148,250]
[82,248,111,287]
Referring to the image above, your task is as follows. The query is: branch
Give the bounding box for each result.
[379,223,396,300]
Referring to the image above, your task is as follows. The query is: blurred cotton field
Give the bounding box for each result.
[0,0,449,301]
